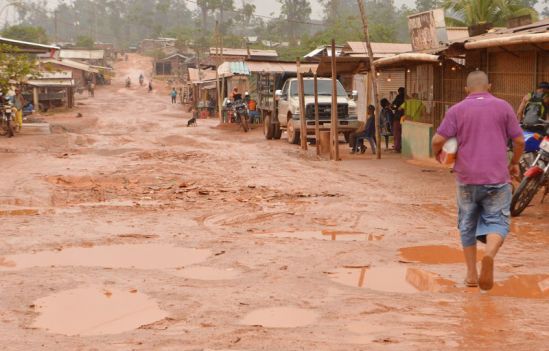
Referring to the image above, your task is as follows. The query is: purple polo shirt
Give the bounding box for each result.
[437,92,522,185]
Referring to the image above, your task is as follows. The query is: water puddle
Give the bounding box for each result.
[490,274,549,299]
[256,230,382,241]
[0,209,40,216]
[32,286,168,335]
[172,266,241,280]
[399,245,483,264]
[240,306,318,328]
[329,266,455,294]
[0,244,211,270]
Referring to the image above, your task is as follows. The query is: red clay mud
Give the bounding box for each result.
[0,54,547,350]
[0,244,211,270]
[32,286,168,336]
[398,245,484,264]
[240,306,319,328]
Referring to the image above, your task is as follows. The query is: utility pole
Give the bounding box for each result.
[357,0,381,160]
[54,9,58,44]
[330,39,340,161]
[215,21,222,122]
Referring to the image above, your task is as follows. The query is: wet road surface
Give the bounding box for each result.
[0,55,548,350]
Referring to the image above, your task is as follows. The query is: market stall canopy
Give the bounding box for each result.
[26,78,75,87]
[342,42,412,58]
[315,56,370,76]
[187,68,217,84]
[374,53,440,68]
[41,58,99,73]
[217,60,318,76]
[208,47,278,59]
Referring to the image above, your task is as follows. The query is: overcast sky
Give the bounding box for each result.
[0,0,415,21]
[0,0,544,23]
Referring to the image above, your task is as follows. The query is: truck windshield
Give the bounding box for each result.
[290,80,348,97]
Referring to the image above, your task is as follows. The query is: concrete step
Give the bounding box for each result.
[20,123,51,135]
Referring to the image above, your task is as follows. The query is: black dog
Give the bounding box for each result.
[187,116,197,127]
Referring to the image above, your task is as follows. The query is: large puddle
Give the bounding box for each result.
[0,244,211,270]
[490,274,549,299]
[399,245,483,264]
[329,266,455,294]
[256,230,383,241]
[32,286,168,335]
[240,306,319,328]
[172,266,241,280]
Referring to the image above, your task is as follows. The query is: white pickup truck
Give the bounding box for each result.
[263,77,360,144]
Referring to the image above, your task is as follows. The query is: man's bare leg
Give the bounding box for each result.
[463,245,478,286]
[479,234,504,290]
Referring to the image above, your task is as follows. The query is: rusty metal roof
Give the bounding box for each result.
[343,42,412,57]
[208,47,278,57]
[188,68,217,83]
[59,49,105,60]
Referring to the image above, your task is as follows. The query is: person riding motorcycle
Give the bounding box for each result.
[139,74,144,86]
[125,77,131,88]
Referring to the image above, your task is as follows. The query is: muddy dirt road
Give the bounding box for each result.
[0,55,548,351]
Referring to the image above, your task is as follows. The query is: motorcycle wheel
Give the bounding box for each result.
[6,119,14,138]
[510,174,542,216]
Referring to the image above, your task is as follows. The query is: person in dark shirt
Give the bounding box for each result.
[351,105,377,154]
[380,98,394,150]
[392,87,405,152]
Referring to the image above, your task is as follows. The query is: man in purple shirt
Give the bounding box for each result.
[432,71,525,291]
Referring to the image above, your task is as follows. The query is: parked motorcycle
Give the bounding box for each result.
[0,102,16,138]
[510,125,549,216]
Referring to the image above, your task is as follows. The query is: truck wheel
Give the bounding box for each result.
[287,119,300,144]
[273,122,282,139]
[264,113,274,140]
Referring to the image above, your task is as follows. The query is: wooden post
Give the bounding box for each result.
[330,39,340,161]
[32,87,39,109]
[215,21,223,122]
[297,58,307,150]
[357,0,381,160]
[314,73,320,155]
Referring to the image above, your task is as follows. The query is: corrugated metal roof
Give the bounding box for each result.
[60,49,105,60]
[188,68,217,83]
[37,71,73,79]
[27,79,74,87]
[0,37,59,51]
[209,47,278,57]
[41,58,99,73]
[344,42,412,56]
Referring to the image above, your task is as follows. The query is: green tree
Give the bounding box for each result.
[75,35,95,48]
[1,25,49,44]
[415,0,445,12]
[443,0,538,26]
[278,0,312,46]
[0,44,38,94]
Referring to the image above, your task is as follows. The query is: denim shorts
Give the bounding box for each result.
[457,183,512,247]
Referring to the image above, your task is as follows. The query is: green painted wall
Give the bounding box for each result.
[402,121,433,159]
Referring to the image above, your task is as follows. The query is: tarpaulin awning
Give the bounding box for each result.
[315,56,370,76]
[374,53,440,68]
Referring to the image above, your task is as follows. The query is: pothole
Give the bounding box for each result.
[240,307,319,328]
[172,266,241,280]
[32,286,167,335]
[398,245,483,264]
[0,244,211,270]
[328,266,455,294]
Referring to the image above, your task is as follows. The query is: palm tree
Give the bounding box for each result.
[443,0,538,26]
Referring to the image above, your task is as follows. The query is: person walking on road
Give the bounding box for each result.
[148,81,153,93]
[432,71,525,291]
[170,88,177,104]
